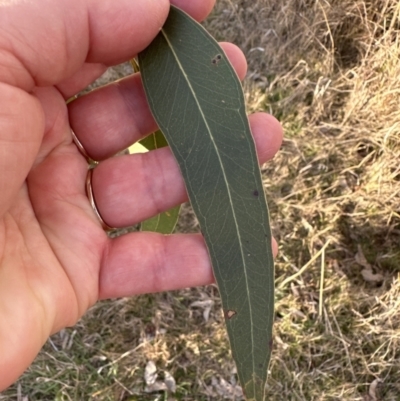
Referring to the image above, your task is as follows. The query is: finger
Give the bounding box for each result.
[0,0,215,90]
[86,0,216,64]
[99,230,278,299]
[68,43,247,161]
[56,1,217,99]
[99,233,211,298]
[92,113,283,228]
[171,0,216,22]
[220,42,248,81]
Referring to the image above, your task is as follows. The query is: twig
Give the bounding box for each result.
[331,308,357,382]
[278,240,331,289]
[318,243,327,318]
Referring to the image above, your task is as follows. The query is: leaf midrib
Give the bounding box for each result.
[160,27,257,390]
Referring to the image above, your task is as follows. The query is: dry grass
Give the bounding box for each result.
[2,1,400,400]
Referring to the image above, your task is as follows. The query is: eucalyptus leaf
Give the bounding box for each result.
[139,130,169,150]
[139,6,274,400]
[140,201,180,234]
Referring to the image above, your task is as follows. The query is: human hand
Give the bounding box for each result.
[0,0,283,390]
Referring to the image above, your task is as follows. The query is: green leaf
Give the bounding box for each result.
[139,130,169,150]
[139,6,274,401]
[128,130,181,234]
[140,205,180,234]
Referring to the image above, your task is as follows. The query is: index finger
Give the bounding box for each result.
[0,0,216,91]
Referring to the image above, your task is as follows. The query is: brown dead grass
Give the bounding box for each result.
[2,1,400,400]
[212,1,400,399]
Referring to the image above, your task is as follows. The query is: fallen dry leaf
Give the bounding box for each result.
[361,269,384,283]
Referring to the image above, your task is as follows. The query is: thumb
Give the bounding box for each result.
[0,0,170,91]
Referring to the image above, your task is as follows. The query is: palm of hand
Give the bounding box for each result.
[0,85,107,387]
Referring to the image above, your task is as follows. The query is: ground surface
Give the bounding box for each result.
[2,1,400,400]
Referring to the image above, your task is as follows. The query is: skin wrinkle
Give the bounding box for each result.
[0,216,4,260]
[149,235,168,294]
[0,83,44,218]
[36,206,98,324]
[112,77,158,151]
[85,1,92,59]
[116,79,142,128]
[2,209,55,337]
[98,233,112,299]
[60,18,73,85]
[0,48,33,88]
[41,220,94,321]
[3,22,44,87]
[31,99,70,166]
[144,149,171,217]
[18,259,52,343]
